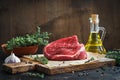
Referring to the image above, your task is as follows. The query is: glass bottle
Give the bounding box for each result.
[85,14,106,54]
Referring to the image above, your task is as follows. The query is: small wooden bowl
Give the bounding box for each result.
[1,44,38,56]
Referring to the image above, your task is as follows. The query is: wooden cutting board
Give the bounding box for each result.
[2,52,115,75]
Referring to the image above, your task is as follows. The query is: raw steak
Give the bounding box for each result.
[44,35,87,60]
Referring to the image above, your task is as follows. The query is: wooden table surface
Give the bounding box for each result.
[0,50,120,80]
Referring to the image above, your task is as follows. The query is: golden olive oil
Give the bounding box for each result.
[85,32,106,54]
[85,14,106,54]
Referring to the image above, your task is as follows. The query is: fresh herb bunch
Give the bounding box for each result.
[105,50,120,65]
[6,26,51,50]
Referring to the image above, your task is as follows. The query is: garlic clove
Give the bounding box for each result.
[5,52,21,63]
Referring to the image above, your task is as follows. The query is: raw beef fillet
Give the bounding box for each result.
[44,35,87,60]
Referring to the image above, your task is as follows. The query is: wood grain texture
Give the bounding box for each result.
[0,0,120,50]
[2,57,40,74]
[2,62,36,74]
[36,58,115,75]
[2,53,115,75]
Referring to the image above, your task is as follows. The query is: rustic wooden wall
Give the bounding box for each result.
[0,0,120,50]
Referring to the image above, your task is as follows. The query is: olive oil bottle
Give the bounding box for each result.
[85,14,106,54]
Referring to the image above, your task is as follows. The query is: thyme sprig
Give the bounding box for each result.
[30,55,48,64]
[85,57,95,63]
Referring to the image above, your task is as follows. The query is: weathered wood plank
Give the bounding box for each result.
[2,62,35,74]
[0,0,120,50]
[2,52,115,75]
[2,57,40,74]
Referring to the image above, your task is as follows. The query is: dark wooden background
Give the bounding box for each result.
[0,0,120,50]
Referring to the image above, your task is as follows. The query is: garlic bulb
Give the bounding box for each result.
[5,52,21,63]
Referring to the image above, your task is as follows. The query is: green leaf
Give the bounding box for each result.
[34,56,48,64]
[23,72,44,78]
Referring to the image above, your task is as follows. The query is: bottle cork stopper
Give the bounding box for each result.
[91,14,99,23]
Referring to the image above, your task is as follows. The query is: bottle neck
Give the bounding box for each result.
[89,14,100,33]
[90,22,99,33]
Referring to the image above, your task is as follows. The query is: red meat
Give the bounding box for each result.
[44,35,87,61]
